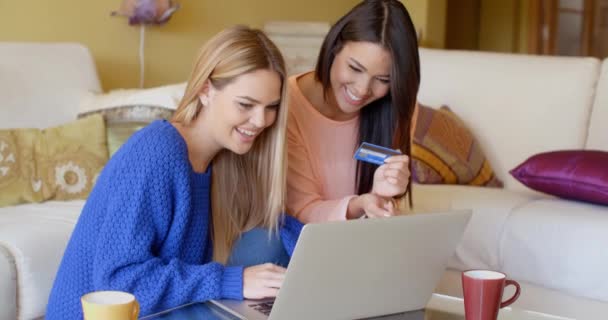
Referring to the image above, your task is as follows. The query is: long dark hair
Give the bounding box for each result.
[315,0,420,204]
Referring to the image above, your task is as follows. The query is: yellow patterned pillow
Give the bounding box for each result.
[78,105,174,156]
[0,115,108,206]
[412,105,503,187]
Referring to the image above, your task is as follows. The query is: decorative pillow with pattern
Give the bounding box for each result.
[0,114,108,207]
[79,105,174,156]
[412,104,503,187]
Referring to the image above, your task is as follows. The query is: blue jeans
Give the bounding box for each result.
[226,227,290,267]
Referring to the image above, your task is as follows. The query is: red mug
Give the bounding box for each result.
[462,270,521,320]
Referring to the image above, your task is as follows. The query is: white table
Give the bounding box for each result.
[141,293,572,320]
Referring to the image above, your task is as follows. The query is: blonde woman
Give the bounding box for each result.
[46,26,301,319]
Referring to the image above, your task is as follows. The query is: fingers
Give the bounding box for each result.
[268,263,287,273]
[384,154,409,164]
[384,199,396,214]
[364,199,394,218]
[260,270,286,282]
[380,157,410,179]
[380,166,410,193]
[258,287,280,298]
[243,264,287,299]
[383,160,410,175]
[260,278,283,289]
[383,161,410,173]
[252,263,286,272]
[257,264,286,282]
[245,286,280,299]
[383,168,410,184]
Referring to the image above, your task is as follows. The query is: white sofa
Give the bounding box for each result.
[1,43,607,320]
[0,43,100,320]
[414,49,608,320]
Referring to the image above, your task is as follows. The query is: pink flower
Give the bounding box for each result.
[111,0,180,26]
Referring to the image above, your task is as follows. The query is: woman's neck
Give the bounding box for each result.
[173,118,220,173]
[299,72,359,121]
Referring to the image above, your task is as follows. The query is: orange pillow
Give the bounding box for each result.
[412,105,502,187]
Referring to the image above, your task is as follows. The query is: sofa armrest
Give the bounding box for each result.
[0,245,17,320]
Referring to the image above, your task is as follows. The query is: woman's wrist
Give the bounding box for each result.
[346,195,365,219]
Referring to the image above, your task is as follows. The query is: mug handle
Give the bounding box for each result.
[132,300,140,320]
[500,279,521,308]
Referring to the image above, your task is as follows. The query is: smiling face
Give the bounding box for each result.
[328,41,393,117]
[200,68,282,155]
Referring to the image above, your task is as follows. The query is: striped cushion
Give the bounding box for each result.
[412,105,502,187]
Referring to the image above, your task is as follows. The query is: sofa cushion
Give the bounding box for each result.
[412,105,502,187]
[0,128,40,205]
[587,58,608,150]
[0,115,108,207]
[79,105,174,156]
[0,43,101,129]
[501,198,608,303]
[0,201,83,320]
[410,184,548,271]
[418,49,600,192]
[78,82,186,114]
[510,150,608,205]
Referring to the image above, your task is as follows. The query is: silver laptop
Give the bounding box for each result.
[210,210,471,320]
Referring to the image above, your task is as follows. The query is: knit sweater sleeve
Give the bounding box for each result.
[89,129,242,315]
[279,214,304,256]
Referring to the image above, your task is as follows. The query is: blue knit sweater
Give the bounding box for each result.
[46,120,302,319]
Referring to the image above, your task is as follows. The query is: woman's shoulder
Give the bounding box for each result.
[109,120,189,170]
[287,73,356,128]
[287,72,321,120]
[288,72,314,104]
[126,120,184,150]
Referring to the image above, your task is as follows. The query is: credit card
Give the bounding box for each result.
[353,142,401,165]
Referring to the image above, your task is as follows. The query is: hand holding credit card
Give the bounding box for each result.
[353,142,401,165]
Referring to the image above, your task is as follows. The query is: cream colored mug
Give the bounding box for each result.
[81,291,140,320]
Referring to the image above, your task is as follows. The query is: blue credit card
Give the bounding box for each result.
[353,142,401,165]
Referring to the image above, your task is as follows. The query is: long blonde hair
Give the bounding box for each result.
[172,26,288,263]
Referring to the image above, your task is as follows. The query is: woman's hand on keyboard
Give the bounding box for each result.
[243,263,287,299]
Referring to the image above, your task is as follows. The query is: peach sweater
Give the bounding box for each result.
[286,74,359,223]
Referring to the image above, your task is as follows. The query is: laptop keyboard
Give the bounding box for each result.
[248,301,274,315]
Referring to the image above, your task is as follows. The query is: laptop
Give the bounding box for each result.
[210,210,471,320]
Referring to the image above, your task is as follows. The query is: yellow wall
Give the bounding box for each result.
[403,0,529,53]
[400,0,428,37]
[425,0,447,49]
[0,0,358,90]
[400,0,447,48]
[518,1,529,53]
[479,0,522,53]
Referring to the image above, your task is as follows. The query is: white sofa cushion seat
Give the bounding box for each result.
[0,201,84,320]
[411,184,550,271]
[501,198,608,303]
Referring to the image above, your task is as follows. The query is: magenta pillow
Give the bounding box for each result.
[510,150,608,206]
